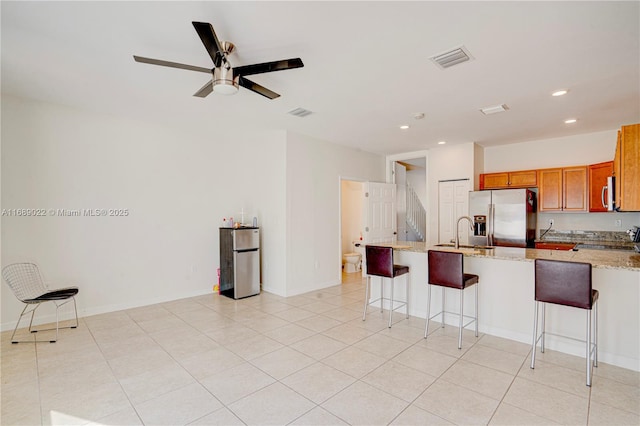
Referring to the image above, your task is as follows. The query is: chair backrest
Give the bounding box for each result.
[534,259,593,309]
[428,250,464,289]
[2,263,48,302]
[365,245,394,278]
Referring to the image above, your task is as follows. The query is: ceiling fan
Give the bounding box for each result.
[133,21,304,100]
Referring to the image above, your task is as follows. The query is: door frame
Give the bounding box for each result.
[338,175,367,284]
[386,150,429,241]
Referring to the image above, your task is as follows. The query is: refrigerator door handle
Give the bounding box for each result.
[487,204,495,246]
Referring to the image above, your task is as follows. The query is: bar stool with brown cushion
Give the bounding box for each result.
[425,250,479,349]
[362,245,410,328]
[531,258,598,386]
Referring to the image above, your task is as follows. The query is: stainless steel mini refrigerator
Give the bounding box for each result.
[219,227,260,299]
[469,189,537,248]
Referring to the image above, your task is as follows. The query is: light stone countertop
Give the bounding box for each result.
[378,241,640,272]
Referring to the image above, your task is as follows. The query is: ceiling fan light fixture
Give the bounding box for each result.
[212,66,239,95]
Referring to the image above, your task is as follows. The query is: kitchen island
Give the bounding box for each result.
[372,242,640,371]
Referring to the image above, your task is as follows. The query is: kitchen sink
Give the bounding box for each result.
[435,243,495,250]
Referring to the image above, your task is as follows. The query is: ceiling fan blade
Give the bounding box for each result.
[234,58,304,77]
[239,77,280,99]
[192,21,224,67]
[193,81,213,98]
[133,55,211,74]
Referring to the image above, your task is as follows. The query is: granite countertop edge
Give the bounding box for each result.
[383,242,640,272]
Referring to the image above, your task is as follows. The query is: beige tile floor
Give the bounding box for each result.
[2,272,639,425]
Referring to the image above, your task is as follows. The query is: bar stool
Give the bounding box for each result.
[362,245,410,328]
[531,258,598,386]
[424,250,479,349]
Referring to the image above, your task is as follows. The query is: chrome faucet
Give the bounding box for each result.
[455,216,474,249]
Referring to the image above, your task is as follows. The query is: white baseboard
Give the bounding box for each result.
[1,288,214,332]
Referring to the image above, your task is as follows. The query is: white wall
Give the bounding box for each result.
[340,180,363,254]
[286,132,384,296]
[484,130,640,232]
[1,95,287,329]
[484,130,617,171]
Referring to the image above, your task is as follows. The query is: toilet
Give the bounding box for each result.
[343,241,363,273]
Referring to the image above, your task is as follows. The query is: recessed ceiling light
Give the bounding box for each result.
[438,141,446,145]
[480,104,509,115]
[552,90,568,97]
[564,118,577,124]
[413,113,425,120]
[400,125,410,130]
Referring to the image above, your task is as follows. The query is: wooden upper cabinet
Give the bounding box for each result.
[509,170,538,187]
[538,166,588,212]
[563,166,588,211]
[481,172,509,189]
[588,161,613,212]
[480,170,537,189]
[538,168,563,211]
[615,124,640,211]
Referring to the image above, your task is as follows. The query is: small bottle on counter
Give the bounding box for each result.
[229,217,234,228]
[252,216,258,227]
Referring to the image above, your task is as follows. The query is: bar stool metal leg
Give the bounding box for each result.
[389,278,394,328]
[531,300,539,369]
[594,301,598,366]
[406,275,410,319]
[424,284,432,338]
[458,289,464,349]
[587,309,592,386]
[541,303,546,353]
[362,276,371,321]
[380,277,384,313]
[441,288,446,328]
[475,283,479,337]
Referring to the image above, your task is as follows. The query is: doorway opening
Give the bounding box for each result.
[393,158,427,242]
[340,179,365,285]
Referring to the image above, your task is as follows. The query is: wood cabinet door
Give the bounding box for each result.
[482,173,509,189]
[563,166,588,211]
[538,168,563,211]
[614,130,621,208]
[618,124,640,211]
[509,170,537,187]
[588,161,613,212]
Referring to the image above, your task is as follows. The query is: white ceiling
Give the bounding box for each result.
[2,1,639,156]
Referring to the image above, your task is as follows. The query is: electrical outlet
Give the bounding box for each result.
[549,219,554,226]
[615,219,622,227]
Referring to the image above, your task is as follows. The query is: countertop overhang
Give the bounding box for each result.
[375,242,640,271]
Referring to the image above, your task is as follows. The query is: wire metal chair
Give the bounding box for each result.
[2,262,79,343]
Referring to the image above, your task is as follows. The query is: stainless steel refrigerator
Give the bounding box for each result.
[219,227,260,299]
[469,189,537,248]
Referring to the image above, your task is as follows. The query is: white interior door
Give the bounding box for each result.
[364,182,397,244]
[438,179,470,244]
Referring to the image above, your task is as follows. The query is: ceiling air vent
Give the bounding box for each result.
[288,107,313,118]
[430,46,473,69]
[480,104,509,115]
